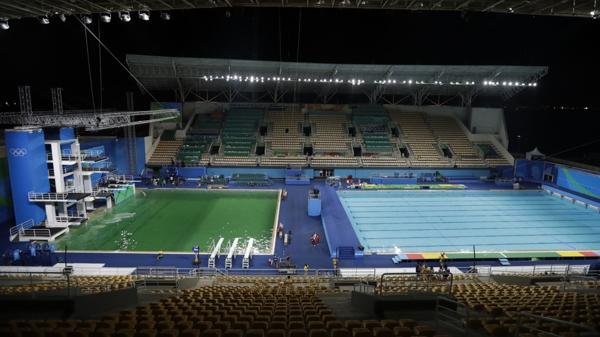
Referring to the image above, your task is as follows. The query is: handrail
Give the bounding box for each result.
[9,219,35,238]
[21,228,51,238]
[28,192,69,200]
[514,311,597,337]
[435,296,471,337]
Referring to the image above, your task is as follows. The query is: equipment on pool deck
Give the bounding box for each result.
[308,188,321,216]
[208,237,224,268]
[224,237,239,269]
[242,238,254,269]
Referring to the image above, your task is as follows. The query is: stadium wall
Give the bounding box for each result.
[555,165,600,200]
[206,167,315,179]
[202,167,488,179]
[5,128,51,225]
[79,137,146,175]
[515,160,546,183]
[332,168,489,179]
[0,147,14,229]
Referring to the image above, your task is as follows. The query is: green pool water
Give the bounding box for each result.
[56,189,279,253]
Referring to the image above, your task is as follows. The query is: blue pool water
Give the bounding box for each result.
[337,190,600,253]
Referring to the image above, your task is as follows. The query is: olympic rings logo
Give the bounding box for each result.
[9,148,27,157]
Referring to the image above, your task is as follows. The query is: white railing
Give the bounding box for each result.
[476,264,589,276]
[9,219,34,240]
[103,175,137,183]
[55,215,86,223]
[21,228,51,238]
[48,167,74,176]
[80,149,104,159]
[28,192,69,201]
[81,162,114,171]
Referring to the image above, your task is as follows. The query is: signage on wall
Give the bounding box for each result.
[8,148,27,157]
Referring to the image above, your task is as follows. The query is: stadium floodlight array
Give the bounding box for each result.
[484,81,537,87]
[196,74,538,88]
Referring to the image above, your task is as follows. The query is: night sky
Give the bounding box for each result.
[0,8,598,161]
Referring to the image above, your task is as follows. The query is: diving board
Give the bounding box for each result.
[224,238,239,269]
[208,237,224,269]
[242,238,254,269]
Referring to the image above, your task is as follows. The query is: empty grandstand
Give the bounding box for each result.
[2,7,600,337]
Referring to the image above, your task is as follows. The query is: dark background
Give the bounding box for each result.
[0,8,598,162]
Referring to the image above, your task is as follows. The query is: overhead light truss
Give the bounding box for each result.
[0,109,179,131]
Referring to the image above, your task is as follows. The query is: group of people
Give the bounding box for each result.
[277,222,292,246]
[269,255,293,269]
[2,242,57,266]
[415,252,450,280]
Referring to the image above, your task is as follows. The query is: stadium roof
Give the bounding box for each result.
[0,0,597,20]
[127,54,548,105]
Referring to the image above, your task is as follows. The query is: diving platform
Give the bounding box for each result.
[9,220,68,242]
[28,192,90,202]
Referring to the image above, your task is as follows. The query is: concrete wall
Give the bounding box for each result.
[470,107,509,148]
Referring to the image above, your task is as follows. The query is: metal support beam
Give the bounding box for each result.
[51,88,64,114]
[18,85,32,116]
[125,92,137,175]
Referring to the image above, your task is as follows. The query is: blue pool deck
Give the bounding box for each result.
[337,189,600,254]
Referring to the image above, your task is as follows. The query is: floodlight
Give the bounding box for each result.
[100,12,111,23]
[139,10,150,21]
[0,18,8,30]
[161,12,170,20]
[120,11,131,22]
[82,15,92,24]
[39,15,50,24]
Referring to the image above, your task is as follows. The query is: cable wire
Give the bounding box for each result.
[548,138,600,158]
[293,9,302,103]
[76,17,162,105]
[97,21,103,112]
[83,25,96,113]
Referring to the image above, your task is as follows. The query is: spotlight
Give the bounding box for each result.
[340,0,351,6]
[119,11,131,22]
[138,10,150,21]
[58,13,67,22]
[0,18,8,30]
[316,0,326,5]
[591,10,599,19]
[39,15,50,24]
[100,12,111,23]
[160,12,170,20]
[82,15,92,24]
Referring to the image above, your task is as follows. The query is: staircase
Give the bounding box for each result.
[147,139,184,166]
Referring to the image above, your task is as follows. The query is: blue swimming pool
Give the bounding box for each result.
[337,190,600,253]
